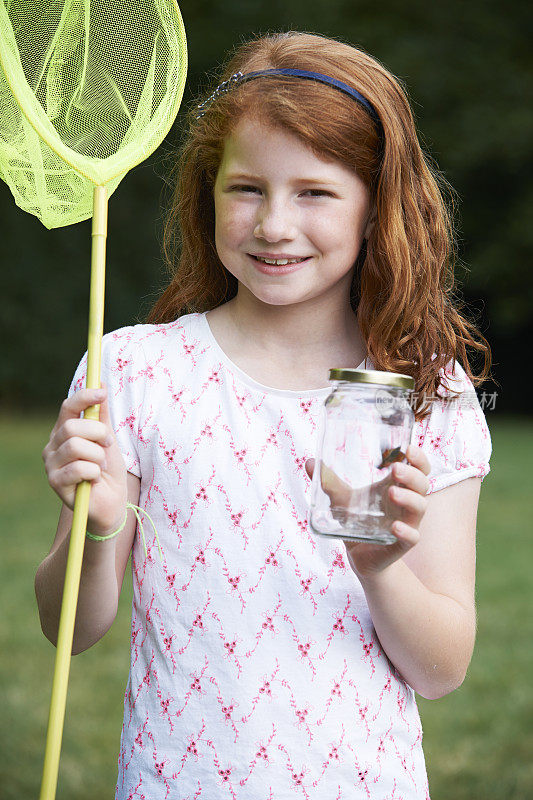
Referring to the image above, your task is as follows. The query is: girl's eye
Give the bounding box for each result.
[231,186,333,197]
[304,189,332,197]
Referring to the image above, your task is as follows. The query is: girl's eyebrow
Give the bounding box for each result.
[224,172,343,188]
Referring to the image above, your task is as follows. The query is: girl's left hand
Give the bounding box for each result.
[305,445,431,578]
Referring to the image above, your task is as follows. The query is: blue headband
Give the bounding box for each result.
[196,68,382,133]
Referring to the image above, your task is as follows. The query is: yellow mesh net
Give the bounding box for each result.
[0,0,187,228]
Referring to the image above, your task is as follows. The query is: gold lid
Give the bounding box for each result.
[329,368,414,390]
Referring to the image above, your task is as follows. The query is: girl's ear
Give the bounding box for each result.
[364,206,376,239]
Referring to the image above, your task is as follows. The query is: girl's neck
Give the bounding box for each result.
[206,292,366,385]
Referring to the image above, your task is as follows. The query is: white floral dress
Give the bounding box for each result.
[69,312,491,800]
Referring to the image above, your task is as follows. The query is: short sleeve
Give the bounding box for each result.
[414,360,492,494]
[67,327,145,478]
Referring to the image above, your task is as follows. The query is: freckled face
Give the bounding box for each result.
[213,116,372,309]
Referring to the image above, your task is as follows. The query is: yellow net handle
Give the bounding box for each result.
[39,186,108,800]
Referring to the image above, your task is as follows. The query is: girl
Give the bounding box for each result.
[36,31,492,799]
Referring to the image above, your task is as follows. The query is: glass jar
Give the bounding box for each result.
[309,368,415,545]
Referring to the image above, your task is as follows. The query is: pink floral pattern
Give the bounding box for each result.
[418,362,491,493]
[69,313,490,799]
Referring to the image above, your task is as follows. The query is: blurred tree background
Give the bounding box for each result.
[1,0,531,412]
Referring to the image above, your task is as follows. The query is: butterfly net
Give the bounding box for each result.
[0,0,187,229]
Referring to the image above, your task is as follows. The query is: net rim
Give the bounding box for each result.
[0,0,188,187]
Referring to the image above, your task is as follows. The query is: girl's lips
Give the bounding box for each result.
[248,254,312,274]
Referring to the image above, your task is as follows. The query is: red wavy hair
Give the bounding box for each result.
[148,31,491,420]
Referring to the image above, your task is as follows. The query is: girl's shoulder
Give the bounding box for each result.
[416,357,492,494]
[420,356,489,429]
[436,357,476,399]
[101,313,202,361]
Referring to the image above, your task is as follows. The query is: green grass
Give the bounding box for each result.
[417,417,533,799]
[1,414,532,799]
[0,416,132,800]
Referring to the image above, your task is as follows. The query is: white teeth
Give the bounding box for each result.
[255,256,307,265]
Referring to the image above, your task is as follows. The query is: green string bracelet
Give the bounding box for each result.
[86,502,163,560]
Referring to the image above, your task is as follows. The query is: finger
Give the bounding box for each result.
[54,437,108,471]
[388,485,427,518]
[51,459,103,490]
[391,461,429,496]
[56,387,107,428]
[98,384,114,426]
[98,388,121,451]
[320,462,353,507]
[406,444,431,476]
[390,520,420,548]
[53,417,113,450]
[305,458,315,479]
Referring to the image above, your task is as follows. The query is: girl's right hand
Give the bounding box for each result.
[42,385,128,537]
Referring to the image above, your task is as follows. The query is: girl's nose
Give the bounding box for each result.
[253,199,297,242]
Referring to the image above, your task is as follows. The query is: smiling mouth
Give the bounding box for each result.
[249,255,311,266]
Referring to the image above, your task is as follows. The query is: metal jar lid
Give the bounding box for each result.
[329,368,414,390]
